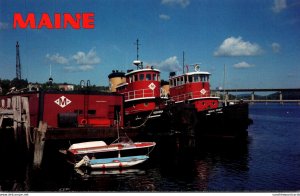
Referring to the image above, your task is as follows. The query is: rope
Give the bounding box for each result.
[146,145,156,156]
[126,109,154,129]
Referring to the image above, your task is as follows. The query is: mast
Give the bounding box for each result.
[133,39,143,69]
[16,41,21,80]
[182,51,185,74]
[134,39,140,61]
[223,64,227,106]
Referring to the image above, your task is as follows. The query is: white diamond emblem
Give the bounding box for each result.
[54,96,72,108]
[200,89,206,95]
[148,83,156,90]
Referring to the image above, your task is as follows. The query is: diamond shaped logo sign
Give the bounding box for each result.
[200,88,207,95]
[148,82,156,90]
[54,96,72,108]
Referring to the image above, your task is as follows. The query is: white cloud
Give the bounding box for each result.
[159,14,171,20]
[271,42,281,53]
[63,66,77,72]
[214,36,263,57]
[46,53,69,65]
[0,22,9,30]
[46,48,101,72]
[272,0,287,13]
[72,48,100,66]
[161,0,190,8]
[233,61,255,69]
[64,65,95,73]
[155,56,181,72]
[78,65,94,71]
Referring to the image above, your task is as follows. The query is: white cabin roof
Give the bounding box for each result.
[170,71,211,79]
[125,68,160,76]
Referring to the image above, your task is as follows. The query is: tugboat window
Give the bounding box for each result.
[181,77,184,85]
[189,76,193,83]
[194,75,199,82]
[139,74,144,81]
[146,74,151,81]
[153,74,157,81]
[177,77,181,85]
[134,74,138,81]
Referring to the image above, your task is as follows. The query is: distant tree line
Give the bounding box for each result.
[0,78,28,95]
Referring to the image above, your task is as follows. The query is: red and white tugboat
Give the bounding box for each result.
[167,64,252,138]
[169,64,219,111]
[112,60,165,127]
[108,39,167,129]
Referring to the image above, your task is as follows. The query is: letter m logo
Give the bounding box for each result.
[54,96,72,108]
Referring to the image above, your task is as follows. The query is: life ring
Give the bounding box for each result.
[81,119,87,125]
[194,64,200,72]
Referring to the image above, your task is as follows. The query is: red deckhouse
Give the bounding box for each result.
[115,60,161,115]
[169,64,219,112]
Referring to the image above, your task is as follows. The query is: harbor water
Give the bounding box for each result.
[0,103,300,192]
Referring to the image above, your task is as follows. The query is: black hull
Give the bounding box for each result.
[195,103,252,138]
[125,103,252,139]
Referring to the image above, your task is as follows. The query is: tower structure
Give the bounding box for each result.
[16,41,21,80]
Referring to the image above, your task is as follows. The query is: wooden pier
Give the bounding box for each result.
[0,93,139,168]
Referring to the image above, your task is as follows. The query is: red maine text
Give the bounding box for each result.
[13,13,95,29]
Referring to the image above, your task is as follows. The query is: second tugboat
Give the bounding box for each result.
[166,64,252,138]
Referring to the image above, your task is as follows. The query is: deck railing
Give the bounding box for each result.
[171,91,210,102]
[123,88,155,101]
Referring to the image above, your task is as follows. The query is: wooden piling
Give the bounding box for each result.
[21,97,31,149]
[33,121,47,167]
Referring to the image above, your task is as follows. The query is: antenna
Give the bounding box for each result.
[182,51,185,74]
[134,39,140,60]
[223,64,227,106]
[133,39,143,69]
[16,41,21,80]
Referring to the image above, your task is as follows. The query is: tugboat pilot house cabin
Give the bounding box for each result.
[169,70,219,111]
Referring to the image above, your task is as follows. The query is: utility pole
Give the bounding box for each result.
[16,41,21,80]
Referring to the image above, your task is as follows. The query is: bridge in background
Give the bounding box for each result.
[212,88,300,104]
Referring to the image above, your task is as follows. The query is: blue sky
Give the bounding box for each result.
[0,0,300,89]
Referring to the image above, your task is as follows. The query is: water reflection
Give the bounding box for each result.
[0,129,31,192]
[0,129,250,192]
[75,168,146,177]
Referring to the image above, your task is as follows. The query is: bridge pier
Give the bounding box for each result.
[279,91,283,104]
[251,92,255,103]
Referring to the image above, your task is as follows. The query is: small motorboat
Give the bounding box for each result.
[75,155,149,169]
[68,139,156,156]
[66,135,156,169]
